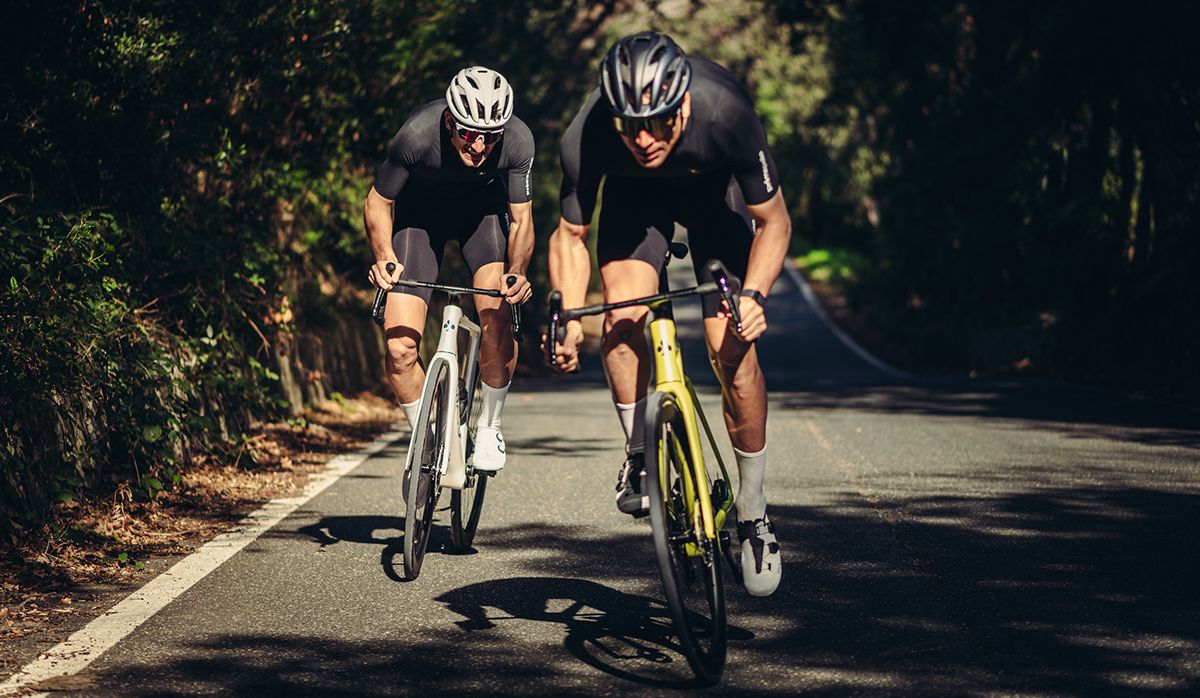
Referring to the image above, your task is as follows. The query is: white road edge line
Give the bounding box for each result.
[782,258,911,379]
[0,427,406,697]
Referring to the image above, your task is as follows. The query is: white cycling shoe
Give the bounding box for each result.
[738,515,782,597]
[472,426,507,473]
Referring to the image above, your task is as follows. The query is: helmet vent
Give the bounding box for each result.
[446,66,514,129]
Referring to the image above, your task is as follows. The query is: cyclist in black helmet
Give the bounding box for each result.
[548,32,788,596]
[366,66,535,474]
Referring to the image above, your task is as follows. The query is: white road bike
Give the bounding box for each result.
[372,263,522,579]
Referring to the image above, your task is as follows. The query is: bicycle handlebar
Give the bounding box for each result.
[371,262,523,341]
[544,258,745,369]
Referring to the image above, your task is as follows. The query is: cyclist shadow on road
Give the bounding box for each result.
[436,576,753,688]
[294,514,461,583]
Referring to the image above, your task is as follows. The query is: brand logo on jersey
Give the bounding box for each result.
[525,157,533,198]
[758,150,774,194]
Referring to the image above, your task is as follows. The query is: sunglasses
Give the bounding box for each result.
[454,123,504,145]
[611,112,678,141]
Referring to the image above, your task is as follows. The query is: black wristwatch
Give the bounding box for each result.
[741,289,767,307]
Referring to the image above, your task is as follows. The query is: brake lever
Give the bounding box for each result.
[546,290,563,367]
[505,274,523,342]
[371,261,398,327]
[704,259,743,333]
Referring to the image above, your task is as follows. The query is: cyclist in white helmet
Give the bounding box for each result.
[366,66,536,473]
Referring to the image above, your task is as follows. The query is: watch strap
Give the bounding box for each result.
[741,288,767,307]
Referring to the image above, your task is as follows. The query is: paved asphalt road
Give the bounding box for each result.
[38,253,1200,696]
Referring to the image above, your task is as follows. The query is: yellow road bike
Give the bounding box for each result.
[547,247,744,684]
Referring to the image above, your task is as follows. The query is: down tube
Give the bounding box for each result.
[650,318,718,540]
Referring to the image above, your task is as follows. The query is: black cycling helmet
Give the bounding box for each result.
[599,31,692,118]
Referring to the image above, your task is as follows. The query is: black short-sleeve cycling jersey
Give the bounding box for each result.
[373,100,535,204]
[559,57,779,226]
[370,100,534,304]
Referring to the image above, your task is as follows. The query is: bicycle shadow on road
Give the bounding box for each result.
[436,576,752,689]
[294,514,463,583]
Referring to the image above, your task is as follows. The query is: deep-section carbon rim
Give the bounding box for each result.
[645,392,727,683]
[403,359,450,579]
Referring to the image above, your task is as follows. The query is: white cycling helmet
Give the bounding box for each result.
[445,66,514,131]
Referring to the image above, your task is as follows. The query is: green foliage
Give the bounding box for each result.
[0,0,621,531]
[796,247,868,290]
[0,211,196,524]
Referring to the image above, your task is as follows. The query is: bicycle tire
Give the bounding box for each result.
[645,391,727,684]
[450,361,487,550]
[403,358,451,579]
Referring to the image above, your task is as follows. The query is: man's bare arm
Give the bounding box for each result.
[546,217,591,371]
[549,217,591,310]
[500,200,535,303]
[728,189,792,342]
[364,186,401,288]
[506,201,535,276]
[743,189,792,299]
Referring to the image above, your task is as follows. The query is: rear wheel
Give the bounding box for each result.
[403,359,450,579]
[645,392,727,684]
[450,362,487,550]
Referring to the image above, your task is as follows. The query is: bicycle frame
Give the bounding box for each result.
[403,297,482,491]
[648,304,735,556]
[546,257,741,554]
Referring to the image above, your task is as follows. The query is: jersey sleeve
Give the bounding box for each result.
[503,119,536,204]
[559,91,605,226]
[370,124,418,200]
[726,104,780,206]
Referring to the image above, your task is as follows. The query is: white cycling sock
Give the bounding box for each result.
[615,397,646,455]
[734,445,767,521]
[475,380,510,430]
[400,399,421,432]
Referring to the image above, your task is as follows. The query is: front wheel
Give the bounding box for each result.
[403,358,451,580]
[645,391,727,684]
